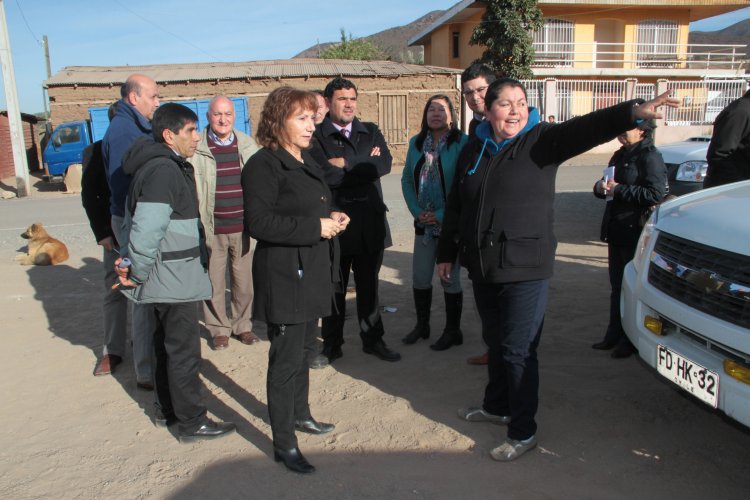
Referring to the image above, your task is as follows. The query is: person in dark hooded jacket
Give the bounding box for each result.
[705,89,750,188]
[436,78,678,462]
[115,103,235,443]
[591,120,667,358]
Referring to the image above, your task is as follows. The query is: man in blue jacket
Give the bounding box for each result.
[115,103,235,442]
[101,74,160,388]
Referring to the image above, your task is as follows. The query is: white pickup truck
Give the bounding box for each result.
[621,180,750,427]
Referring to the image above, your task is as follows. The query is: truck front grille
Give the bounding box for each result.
[648,232,750,329]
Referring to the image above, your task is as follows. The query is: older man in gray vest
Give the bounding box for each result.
[191,96,260,350]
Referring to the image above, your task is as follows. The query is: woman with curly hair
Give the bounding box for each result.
[242,87,349,474]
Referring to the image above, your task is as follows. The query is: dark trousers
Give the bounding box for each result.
[151,302,207,434]
[473,279,549,441]
[604,243,637,347]
[267,319,318,450]
[321,250,384,348]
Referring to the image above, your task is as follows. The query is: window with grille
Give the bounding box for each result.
[636,20,678,67]
[520,79,544,116]
[532,19,574,67]
[635,83,655,102]
[378,94,408,145]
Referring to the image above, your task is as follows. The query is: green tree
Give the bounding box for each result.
[320,29,385,61]
[469,0,543,79]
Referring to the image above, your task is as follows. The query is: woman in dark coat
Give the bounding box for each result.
[592,121,667,358]
[241,87,349,474]
[436,77,678,462]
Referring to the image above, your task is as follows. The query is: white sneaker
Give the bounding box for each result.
[490,435,537,462]
[457,406,511,425]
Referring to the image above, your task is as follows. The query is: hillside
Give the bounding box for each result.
[293,10,445,63]
[689,18,750,52]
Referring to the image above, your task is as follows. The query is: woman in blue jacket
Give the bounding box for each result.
[401,95,468,350]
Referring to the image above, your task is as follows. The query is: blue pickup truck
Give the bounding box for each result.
[42,96,250,182]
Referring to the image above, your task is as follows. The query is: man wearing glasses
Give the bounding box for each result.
[461,64,496,138]
[459,64,496,366]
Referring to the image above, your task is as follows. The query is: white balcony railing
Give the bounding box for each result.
[532,42,747,70]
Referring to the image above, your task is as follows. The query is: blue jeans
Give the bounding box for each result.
[473,279,549,441]
[412,234,461,293]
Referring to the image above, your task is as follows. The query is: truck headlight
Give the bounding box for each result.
[633,206,659,273]
[675,161,708,182]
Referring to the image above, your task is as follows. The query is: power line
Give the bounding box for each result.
[14,0,41,46]
[110,0,225,63]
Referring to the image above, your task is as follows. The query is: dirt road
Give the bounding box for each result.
[1,156,749,499]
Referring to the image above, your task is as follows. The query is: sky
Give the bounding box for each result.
[1,0,749,114]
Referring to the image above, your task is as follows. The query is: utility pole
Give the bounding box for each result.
[0,0,31,197]
[42,34,50,116]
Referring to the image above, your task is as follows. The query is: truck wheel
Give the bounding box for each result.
[64,163,83,194]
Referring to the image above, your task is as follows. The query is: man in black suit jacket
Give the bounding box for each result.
[309,77,401,365]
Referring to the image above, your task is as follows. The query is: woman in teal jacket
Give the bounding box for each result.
[401,95,468,350]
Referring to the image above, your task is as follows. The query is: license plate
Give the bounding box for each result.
[656,345,719,408]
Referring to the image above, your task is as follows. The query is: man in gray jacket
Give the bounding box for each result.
[115,103,235,442]
[191,96,260,350]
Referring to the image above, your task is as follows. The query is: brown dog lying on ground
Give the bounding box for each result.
[16,223,69,265]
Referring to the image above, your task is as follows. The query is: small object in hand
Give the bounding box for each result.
[112,258,133,289]
[382,306,397,313]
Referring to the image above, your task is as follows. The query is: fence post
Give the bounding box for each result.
[544,78,557,122]
[656,79,670,129]
[625,78,637,100]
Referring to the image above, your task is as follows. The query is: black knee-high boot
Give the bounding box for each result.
[402,287,432,344]
[430,291,463,351]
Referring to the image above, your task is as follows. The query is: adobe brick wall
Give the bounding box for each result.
[47,74,460,165]
[0,114,40,179]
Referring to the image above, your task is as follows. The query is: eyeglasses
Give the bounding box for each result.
[462,86,488,97]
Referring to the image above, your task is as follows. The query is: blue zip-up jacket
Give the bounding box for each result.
[102,99,153,217]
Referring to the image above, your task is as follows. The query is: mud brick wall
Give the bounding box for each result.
[47,74,460,166]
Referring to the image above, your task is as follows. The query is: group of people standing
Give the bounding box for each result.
[82,74,403,474]
[80,66,679,473]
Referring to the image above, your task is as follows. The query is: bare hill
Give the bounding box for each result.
[689,18,750,53]
[294,10,445,63]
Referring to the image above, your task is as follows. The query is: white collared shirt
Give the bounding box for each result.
[208,128,235,146]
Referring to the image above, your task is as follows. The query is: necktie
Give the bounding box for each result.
[341,129,349,139]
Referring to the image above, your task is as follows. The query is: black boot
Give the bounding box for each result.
[402,287,432,344]
[430,292,463,351]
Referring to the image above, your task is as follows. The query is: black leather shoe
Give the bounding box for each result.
[429,327,463,351]
[592,340,617,350]
[309,354,329,370]
[363,341,401,362]
[295,418,335,435]
[154,409,178,428]
[178,420,236,443]
[402,323,430,344]
[322,345,343,363]
[274,447,315,474]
